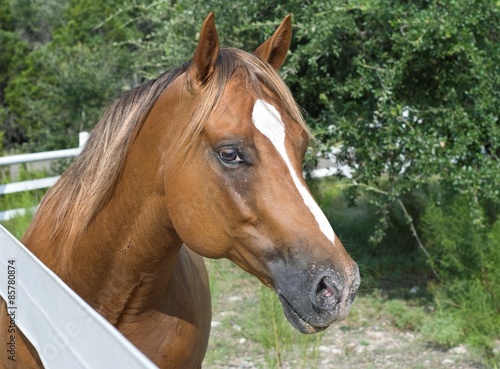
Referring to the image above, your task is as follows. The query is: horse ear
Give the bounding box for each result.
[254,14,292,70]
[189,12,220,86]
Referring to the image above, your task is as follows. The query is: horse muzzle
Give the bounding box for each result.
[273,261,360,334]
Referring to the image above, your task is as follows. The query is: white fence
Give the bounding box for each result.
[0,225,159,368]
[0,133,89,221]
[0,131,159,368]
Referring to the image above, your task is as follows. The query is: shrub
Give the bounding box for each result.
[385,299,426,331]
[421,193,500,358]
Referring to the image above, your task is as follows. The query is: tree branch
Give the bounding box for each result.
[397,198,441,281]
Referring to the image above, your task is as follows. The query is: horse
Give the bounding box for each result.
[0,13,360,369]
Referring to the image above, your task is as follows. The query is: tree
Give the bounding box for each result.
[286,0,499,211]
[0,0,30,149]
[129,0,499,207]
[2,0,149,151]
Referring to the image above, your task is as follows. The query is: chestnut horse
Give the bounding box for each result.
[0,13,360,369]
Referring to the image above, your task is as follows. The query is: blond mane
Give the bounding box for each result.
[33,48,312,247]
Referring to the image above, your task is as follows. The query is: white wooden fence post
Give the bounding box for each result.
[79,132,89,148]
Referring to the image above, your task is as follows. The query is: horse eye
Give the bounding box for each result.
[219,148,242,164]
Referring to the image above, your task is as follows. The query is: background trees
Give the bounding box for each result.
[1,0,149,150]
[2,0,497,202]
[1,0,498,360]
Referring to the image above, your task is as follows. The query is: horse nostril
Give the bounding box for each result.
[316,276,335,298]
[313,276,340,310]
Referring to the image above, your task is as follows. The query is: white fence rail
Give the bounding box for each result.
[0,225,159,369]
[0,147,82,167]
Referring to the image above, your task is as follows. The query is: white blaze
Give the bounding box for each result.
[252,99,336,244]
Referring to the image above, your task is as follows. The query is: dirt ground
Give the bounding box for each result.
[203,260,490,369]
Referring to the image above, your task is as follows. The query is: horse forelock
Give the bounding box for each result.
[34,48,311,249]
[179,48,313,158]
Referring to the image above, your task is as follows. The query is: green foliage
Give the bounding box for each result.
[5,43,136,150]
[289,0,499,206]
[310,177,429,290]
[9,0,67,45]
[384,299,426,331]
[1,0,148,151]
[0,1,27,91]
[421,193,500,357]
[419,313,466,348]
[121,0,297,78]
[0,0,30,149]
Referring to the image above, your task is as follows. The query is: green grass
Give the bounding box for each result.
[420,195,500,364]
[246,285,324,368]
[384,299,427,331]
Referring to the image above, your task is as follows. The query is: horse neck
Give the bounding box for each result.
[82,112,192,324]
[24,82,189,325]
[70,164,181,324]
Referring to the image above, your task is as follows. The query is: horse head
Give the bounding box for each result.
[161,13,360,334]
